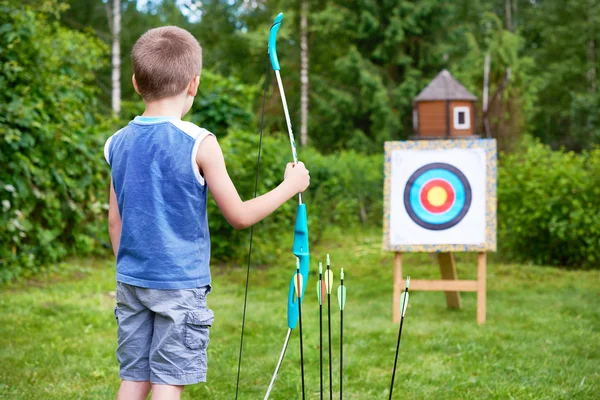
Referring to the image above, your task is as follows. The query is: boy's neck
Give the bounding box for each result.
[142,96,186,119]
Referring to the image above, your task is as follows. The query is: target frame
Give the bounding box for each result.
[383,139,497,252]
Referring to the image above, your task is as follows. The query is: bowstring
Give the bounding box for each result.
[234,52,271,399]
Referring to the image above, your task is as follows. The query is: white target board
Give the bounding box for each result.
[383,140,496,252]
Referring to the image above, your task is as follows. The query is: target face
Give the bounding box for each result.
[384,140,497,252]
[403,163,472,230]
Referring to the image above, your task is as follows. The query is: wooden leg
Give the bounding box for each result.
[393,252,402,324]
[438,252,461,309]
[477,252,487,324]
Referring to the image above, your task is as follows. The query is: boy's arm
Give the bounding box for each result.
[108,178,122,257]
[197,136,309,230]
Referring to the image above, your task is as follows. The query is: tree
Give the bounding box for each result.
[110,0,121,114]
[518,0,600,150]
[300,0,309,147]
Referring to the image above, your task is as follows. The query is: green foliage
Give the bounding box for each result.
[452,10,541,151]
[207,131,383,264]
[188,71,259,135]
[0,0,111,282]
[519,0,600,150]
[206,130,295,264]
[498,138,600,268]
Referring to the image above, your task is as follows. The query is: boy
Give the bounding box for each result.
[104,26,310,400]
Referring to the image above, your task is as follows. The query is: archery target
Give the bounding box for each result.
[388,147,487,247]
[404,163,472,230]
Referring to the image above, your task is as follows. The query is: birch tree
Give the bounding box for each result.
[111,0,121,115]
[300,0,309,147]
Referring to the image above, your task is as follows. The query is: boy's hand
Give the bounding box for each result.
[284,161,310,193]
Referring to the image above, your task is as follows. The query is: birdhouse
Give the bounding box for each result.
[412,69,478,139]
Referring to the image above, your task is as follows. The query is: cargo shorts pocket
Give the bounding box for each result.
[184,309,214,350]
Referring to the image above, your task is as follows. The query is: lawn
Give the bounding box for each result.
[1,228,598,399]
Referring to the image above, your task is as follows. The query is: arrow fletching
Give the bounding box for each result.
[324,269,333,294]
[294,273,304,300]
[317,281,323,305]
[400,291,409,318]
[316,262,324,304]
[337,272,346,311]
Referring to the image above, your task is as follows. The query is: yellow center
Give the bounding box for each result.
[427,187,447,206]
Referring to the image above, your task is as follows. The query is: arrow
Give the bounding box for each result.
[325,254,333,400]
[316,262,325,400]
[388,276,410,400]
[337,268,347,400]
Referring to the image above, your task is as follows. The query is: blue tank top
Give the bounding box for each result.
[104,116,214,289]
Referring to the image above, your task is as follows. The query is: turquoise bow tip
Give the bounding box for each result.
[268,13,284,71]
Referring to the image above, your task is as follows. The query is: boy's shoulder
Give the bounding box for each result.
[104,126,126,165]
[167,119,214,141]
[103,119,216,166]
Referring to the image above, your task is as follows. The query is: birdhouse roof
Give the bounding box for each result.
[414,69,477,102]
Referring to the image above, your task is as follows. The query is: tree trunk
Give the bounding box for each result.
[589,37,597,92]
[300,0,309,147]
[588,0,597,93]
[482,51,491,138]
[505,0,512,31]
[111,0,121,115]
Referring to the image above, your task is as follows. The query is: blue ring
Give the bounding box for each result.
[403,163,472,231]
[409,169,465,224]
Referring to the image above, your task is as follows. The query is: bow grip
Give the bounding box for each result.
[287,204,310,329]
[268,13,283,71]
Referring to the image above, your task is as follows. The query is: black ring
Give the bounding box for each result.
[403,162,472,231]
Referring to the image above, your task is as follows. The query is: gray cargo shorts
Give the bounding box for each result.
[114,282,214,385]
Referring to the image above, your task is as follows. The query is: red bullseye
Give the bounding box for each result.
[419,179,455,214]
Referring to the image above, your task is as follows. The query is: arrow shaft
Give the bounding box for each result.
[388,316,405,400]
[327,290,333,400]
[389,285,409,400]
[340,308,343,400]
[297,269,306,400]
[318,273,324,400]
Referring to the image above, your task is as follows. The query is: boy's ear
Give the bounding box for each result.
[187,75,200,97]
[132,75,141,95]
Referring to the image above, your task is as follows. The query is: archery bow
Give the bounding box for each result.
[263,13,311,399]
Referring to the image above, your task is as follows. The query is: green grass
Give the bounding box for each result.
[1,228,599,399]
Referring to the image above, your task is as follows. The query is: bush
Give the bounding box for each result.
[498,139,600,268]
[207,131,384,265]
[0,1,111,282]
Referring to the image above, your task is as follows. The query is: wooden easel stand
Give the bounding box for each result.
[393,252,487,324]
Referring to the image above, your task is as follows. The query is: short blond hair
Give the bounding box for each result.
[132,26,202,101]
